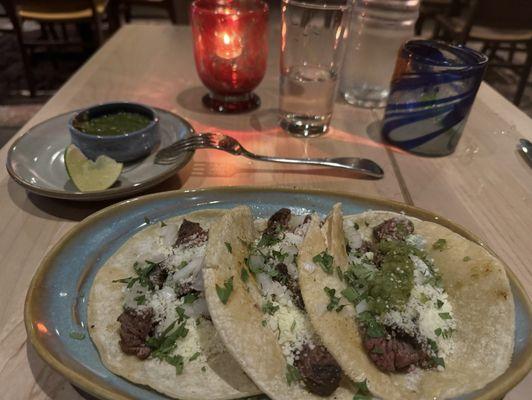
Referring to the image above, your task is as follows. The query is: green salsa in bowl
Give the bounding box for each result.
[69,102,160,162]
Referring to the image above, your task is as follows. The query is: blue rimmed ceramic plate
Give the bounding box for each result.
[7,108,194,201]
[24,187,532,400]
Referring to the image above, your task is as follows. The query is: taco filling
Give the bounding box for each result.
[113,219,220,373]
[339,216,456,373]
[244,209,342,396]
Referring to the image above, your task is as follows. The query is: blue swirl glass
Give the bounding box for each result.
[381,40,488,156]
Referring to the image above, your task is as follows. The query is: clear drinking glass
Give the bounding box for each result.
[340,0,419,108]
[279,0,351,137]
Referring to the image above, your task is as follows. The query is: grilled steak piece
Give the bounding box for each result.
[373,218,414,242]
[356,240,384,267]
[294,344,342,396]
[149,263,168,289]
[117,308,155,360]
[363,329,431,372]
[265,208,291,235]
[175,219,208,247]
[273,263,305,310]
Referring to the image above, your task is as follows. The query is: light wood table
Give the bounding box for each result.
[0,24,530,399]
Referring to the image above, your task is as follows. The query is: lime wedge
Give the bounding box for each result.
[65,144,123,192]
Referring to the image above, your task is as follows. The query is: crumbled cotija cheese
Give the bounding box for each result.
[252,216,316,366]
[149,286,178,333]
[343,219,363,250]
[265,293,314,364]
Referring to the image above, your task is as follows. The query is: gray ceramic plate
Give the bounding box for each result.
[24,188,532,400]
[6,108,194,201]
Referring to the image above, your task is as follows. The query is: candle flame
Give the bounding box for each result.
[223,33,231,45]
[215,30,243,60]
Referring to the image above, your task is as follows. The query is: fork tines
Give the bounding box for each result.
[155,135,206,159]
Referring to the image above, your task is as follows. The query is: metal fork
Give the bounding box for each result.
[155,133,384,178]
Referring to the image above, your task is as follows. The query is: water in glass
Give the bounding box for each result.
[280,0,350,137]
[340,0,419,108]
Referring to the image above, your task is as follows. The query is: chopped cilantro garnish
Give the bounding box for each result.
[112,276,137,288]
[240,268,249,283]
[261,320,267,327]
[419,293,430,303]
[148,320,189,359]
[313,251,334,274]
[353,379,372,400]
[216,276,234,305]
[175,306,188,323]
[134,294,146,305]
[432,356,445,368]
[353,222,359,230]
[165,354,184,374]
[135,261,158,289]
[463,256,471,262]
[178,260,188,270]
[112,261,158,290]
[258,232,282,248]
[423,274,444,289]
[189,352,201,361]
[441,328,454,339]
[427,338,438,353]
[272,250,288,262]
[290,320,296,332]
[201,366,207,372]
[432,238,447,251]
[183,292,199,304]
[286,364,301,385]
[436,299,444,309]
[324,287,343,312]
[225,242,232,254]
[262,300,280,315]
[439,312,452,320]
[160,220,167,227]
[336,266,344,282]
[344,261,374,284]
[69,331,85,340]
[245,256,278,279]
[341,287,361,305]
[435,327,454,339]
[357,311,385,338]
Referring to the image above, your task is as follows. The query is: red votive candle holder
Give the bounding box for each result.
[191,0,269,113]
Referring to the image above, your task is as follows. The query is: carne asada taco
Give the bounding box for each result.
[297,204,515,400]
[88,210,261,400]
[203,206,359,400]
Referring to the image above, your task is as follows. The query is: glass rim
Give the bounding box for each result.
[281,0,351,11]
[191,0,269,15]
[402,40,489,70]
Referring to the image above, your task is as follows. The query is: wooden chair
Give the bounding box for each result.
[0,0,36,96]
[415,0,460,36]
[121,0,178,24]
[433,0,532,105]
[15,0,109,46]
[1,0,109,96]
